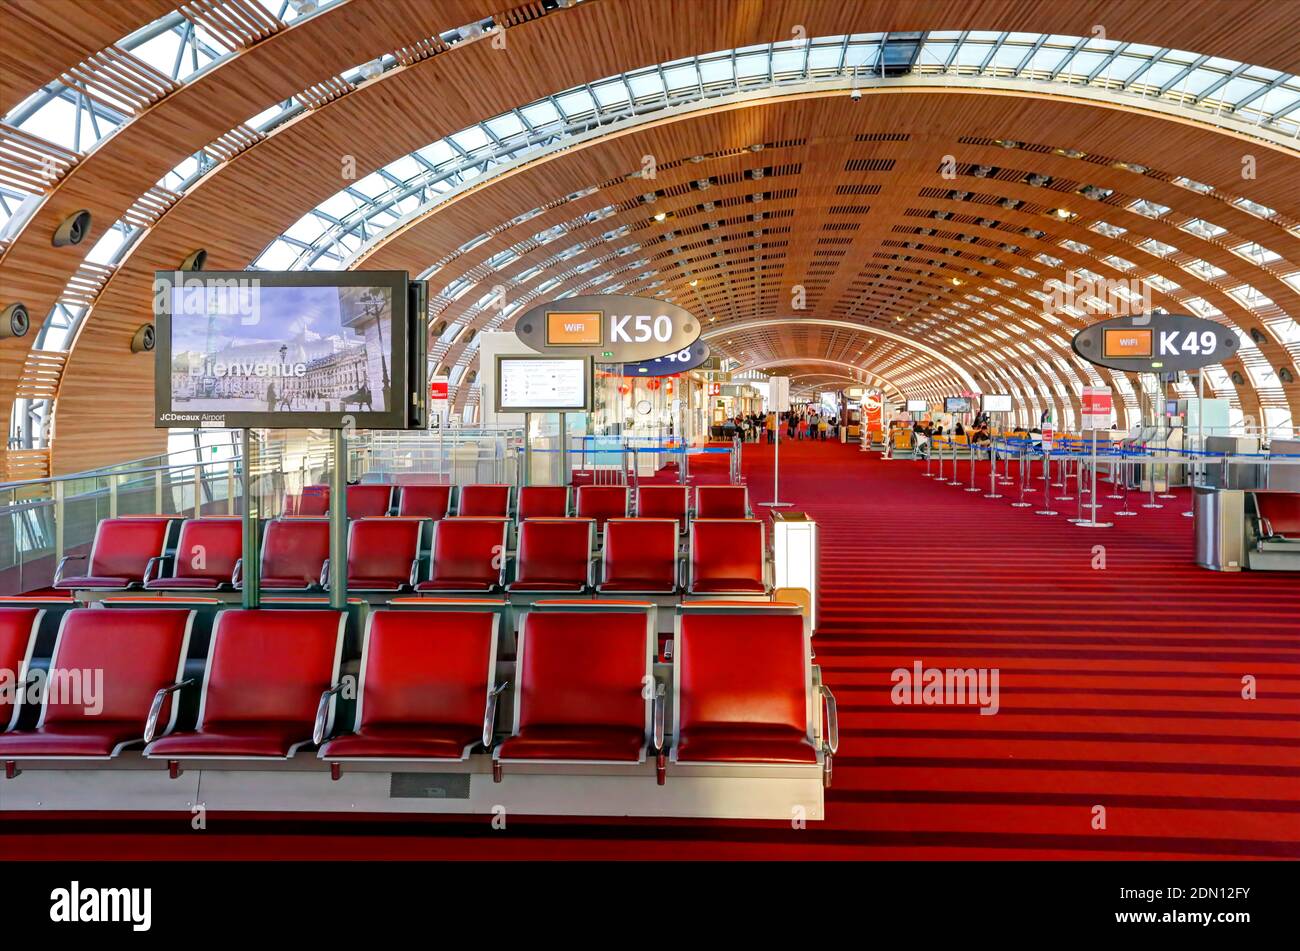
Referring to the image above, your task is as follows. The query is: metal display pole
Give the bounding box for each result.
[1076,427,1113,528]
[558,412,568,486]
[764,410,791,508]
[240,429,260,609]
[523,412,533,487]
[329,428,347,610]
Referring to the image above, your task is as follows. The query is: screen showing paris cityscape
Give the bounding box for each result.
[168,282,393,416]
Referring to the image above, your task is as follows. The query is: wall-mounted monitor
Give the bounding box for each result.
[495,354,593,413]
[154,271,422,430]
[982,394,1013,413]
[944,396,973,414]
[906,399,928,413]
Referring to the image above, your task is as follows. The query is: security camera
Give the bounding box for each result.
[850,88,862,101]
[52,209,92,248]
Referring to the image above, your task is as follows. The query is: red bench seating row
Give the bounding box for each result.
[56,515,770,597]
[283,483,751,523]
[0,605,835,786]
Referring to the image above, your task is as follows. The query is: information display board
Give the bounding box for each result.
[981,394,1013,413]
[621,340,710,376]
[495,355,592,413]
[906,399,928,413]
[154,270,421,430]
[1073,314,1238,372]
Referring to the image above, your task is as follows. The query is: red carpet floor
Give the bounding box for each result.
[4,438,1298,859]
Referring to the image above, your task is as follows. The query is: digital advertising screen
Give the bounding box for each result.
[495,355,593,413]
[945,396,973,414]
[155,271,412,430]
[982,394,1013,413]
[906,399,928,413]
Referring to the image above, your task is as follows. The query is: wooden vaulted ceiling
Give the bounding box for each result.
[3,0,1300,475]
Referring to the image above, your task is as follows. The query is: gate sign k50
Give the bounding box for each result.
[1071,313,1238,373]
[514,294,700,362]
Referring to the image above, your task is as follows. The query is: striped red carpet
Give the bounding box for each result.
[3,438,1298,859]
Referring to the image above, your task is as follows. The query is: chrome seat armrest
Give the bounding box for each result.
[819,684,839,755]
[143,555,171,586]
[53,554,87,586]
[312,681,349,746]
[483,681,509,749]
[231,558,242,587]
[319,559,330,589]
[652,681,667,752]
[145,680,194,744]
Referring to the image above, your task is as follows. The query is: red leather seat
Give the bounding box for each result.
[0,608,42,731]
[414,518,509,593]
[457,484,512,518]
[397,484,453,520]
[1255,491,1300,539]
[144,609,345,762]
[696,484,749,519]
[342,517,423,591]
[599,519,679,593]
[284,485,330,517]
[254,518,329,590]
[346,484,394,518]
[517,485,570,521]
[494,609,655,774]
[688,519,768,594]
[575,485,628,531]
[53,517,172,590]
[0,609,193,763]
[672,612,817,766]
[508,519,593,593]
[145,517,242,590]
[637,485,689,528]
[319,610,499,768]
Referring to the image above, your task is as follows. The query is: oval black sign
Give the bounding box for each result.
[515,294,700,362]
[1072,313,1238,373]
[621,340,710,377]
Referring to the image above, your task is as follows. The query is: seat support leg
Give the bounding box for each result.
[656,751,666,786]
[822,756,833,789]
[492,760,502,783]
[3,761,18,779]
[330,762,341,782]
[168,760,182,779]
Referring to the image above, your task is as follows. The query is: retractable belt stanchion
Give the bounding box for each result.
[947,437,963,486]
[1012,441,1032,508]
[984,438,1003,499]
[1142,440,1164,509]
[1055,444,1075,502]
[1114,447,1137,516]
[935,437,946,482]
[965,438,981,492]
[923,436,934,477]
[1035,443,1058,516]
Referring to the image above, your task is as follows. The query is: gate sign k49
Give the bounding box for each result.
[1071,313,1239,373]
[514,294,701,362]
